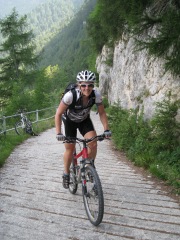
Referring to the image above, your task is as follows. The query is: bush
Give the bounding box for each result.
[108,97,180,192]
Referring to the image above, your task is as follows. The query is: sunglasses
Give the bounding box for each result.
[80,83,94,88]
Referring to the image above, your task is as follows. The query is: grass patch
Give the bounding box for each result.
[0,134,27,167]
[149,162,180,194]
[0,119,55,167]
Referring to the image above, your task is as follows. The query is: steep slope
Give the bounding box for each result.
[0,0,85,56]
[39,0,97,78]
[96,36,180,119]
[27,0,84,53]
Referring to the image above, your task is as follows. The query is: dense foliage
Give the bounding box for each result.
[0,9,70,113]
[39,0,97,79]
[135,0,180,76]
[107,96,180,192]
[2,64,68,116]
[87,0,180,76]
[27,0,84,53]
[0,9,38,103]
[87,0,152,51]
[0,0,84,56]
[0,0,88,112]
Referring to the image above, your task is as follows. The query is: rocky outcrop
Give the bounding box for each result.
[96,36,180,119]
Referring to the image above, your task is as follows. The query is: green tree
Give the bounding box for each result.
[87,0,180,76]
[136,1,180,76]
[0,8,38,100]
[87,0,152,53]
[32,65,68,110]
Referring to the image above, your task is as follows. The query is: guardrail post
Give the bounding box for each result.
[3,116,6,134]
[36,110,39,122]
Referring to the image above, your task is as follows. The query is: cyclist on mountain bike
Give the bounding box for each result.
[55,70,111,189]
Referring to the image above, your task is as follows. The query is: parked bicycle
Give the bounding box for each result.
[15,110,37,136]
[64,134,106,226]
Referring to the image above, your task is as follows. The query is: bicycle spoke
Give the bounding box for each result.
[82,165,104,226]
[86,187,99,218]
[69,164,78,194]
[15,122,25,135]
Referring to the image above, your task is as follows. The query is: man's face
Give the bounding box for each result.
[79,81,94,97]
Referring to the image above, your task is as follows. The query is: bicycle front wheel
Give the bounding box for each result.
[82,165,104,226]
[69,162,78,194]
[15,121,25,135]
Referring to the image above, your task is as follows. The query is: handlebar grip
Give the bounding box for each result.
[97,134,105,141]
[64,136,76,143]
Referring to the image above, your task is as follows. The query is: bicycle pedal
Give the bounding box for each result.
[85,192,90,198]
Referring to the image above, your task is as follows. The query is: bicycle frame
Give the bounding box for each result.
[75,143,88,159]
[67,134,105,170]
[20,113,27,127]
[73,143,91,186]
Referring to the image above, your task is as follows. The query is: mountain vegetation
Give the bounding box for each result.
[0,0,86,110]
[27,0,84,53]
[0,0,84,56]
[87,0,180,76]
[38,0,97,79]
[0,9,38,104]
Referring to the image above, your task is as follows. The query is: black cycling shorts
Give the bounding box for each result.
[62,116,95,138]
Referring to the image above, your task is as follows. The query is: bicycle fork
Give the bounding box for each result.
[80,158,93,195]
[80,160,87,195]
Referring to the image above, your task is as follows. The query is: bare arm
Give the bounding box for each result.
[55,101,68,134]
[97,104,109,131]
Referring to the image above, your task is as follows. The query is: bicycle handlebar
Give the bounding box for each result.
[17,109,26,114]
[64,134,106,143]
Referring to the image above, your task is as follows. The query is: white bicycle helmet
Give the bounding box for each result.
[76,70,96,82]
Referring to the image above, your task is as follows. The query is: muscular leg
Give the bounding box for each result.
[84,130,97,160]
[64,142,75,174]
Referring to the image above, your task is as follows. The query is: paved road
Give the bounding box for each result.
[0,112,180,240]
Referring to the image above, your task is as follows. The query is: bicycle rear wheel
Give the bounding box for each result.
[15,121,25,135]
[82,165,104,226]
[25,120,33,134]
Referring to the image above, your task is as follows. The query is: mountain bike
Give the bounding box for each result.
[64,134,105,226]
[15,110,36,136]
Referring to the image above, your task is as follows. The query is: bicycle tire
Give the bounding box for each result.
[69,162,78,194]
[15,121,26,135]
[82,165,104,226]
[25,120,33,134]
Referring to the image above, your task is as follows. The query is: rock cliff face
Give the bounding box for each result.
[96,36,180,119]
